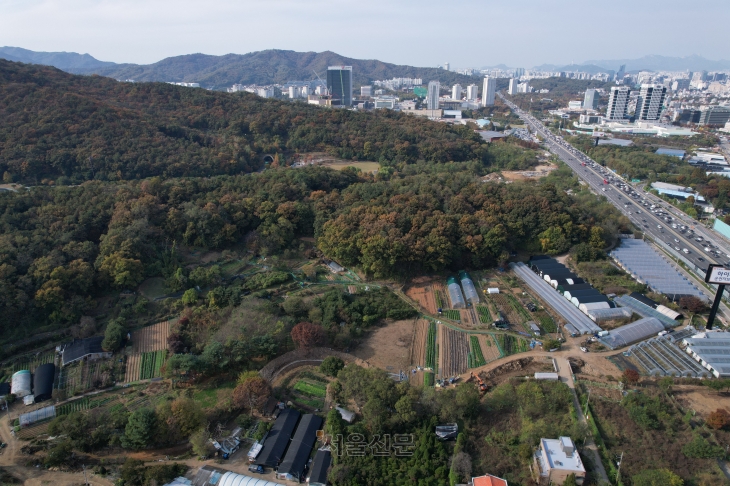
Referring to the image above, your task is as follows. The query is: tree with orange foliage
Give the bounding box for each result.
[621,369,640,386]
[291,321,325,348]
[233,376,272,415]
[707,409,729,430]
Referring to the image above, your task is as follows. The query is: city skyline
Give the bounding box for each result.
[1,0,728,69]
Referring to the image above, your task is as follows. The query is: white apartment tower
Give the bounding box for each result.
[466,84,478,101]
[635,84,667,121]
[452,84,463,100]
[583,89,596,110]
[482,76,496,106]
[427,81,440,110]
[606,86,631,121]
[508,78,518,95]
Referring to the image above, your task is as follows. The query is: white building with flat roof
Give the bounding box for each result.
[534,437,586,485]
[508,78,517,95]
[482,76,496,106]
[452,84,463,100]
[466,84,478,101]
[635,84,667,121]
[427,81,440,110]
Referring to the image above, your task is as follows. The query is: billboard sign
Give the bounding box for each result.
[705,264,730,285]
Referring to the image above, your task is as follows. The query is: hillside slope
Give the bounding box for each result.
[0,59,485,183]
[66,49,480,87]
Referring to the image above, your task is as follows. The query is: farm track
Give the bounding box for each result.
[440,326,469,378]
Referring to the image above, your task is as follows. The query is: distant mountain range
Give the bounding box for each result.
[0,47,479,87]
[582,55,730,73]
[531,63,613,74]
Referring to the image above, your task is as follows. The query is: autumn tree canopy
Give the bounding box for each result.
[291,322,325,348]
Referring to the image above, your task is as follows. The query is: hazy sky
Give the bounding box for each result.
[1,0,728,68]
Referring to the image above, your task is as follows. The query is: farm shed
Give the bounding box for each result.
[276,414,323,481]
[656,305,682,320]
[487,288,500,294]
[19,405,56,427]
[544,272,579,288]
[529,322,541,334]
[11,370,32,398]
[254,408,300,467]
[564,288,600,301]
[682,331,730,378]
[587,307,632,323]
[307,449,331,486]
[325,260,344,273]
[435,423,458,440]
[557,283,591,295]
[530,262,564,275]
[571,294,610,308]
[535,372,559,380]
[578,302,611,315]
[599,317,665,349]
[554,278,585,289]
[630,292,659,308]
[218,471,283,486]
[33,363,55,402]
[447,277,466,309]
[459,271,480,305]
[60,336,112,366]
[614,295,678,327]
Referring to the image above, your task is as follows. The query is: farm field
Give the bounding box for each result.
[2,351,55,377]
[425,321,437,370]
[286,370,330,410]
[139,350,167,380]
[469,336,486,368]
[442,309,461,321]
[495,333,531,356]
[410,319,429,368]
[459,309,477,327]
[476,305,492,324]
[123,320,172,384]
[535,311,557,334]
[438,325,469,379]
[477,334,502,362]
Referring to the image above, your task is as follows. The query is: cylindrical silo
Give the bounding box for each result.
[459,271,479,305]
[11,370,32,398]
[447,277,465,309]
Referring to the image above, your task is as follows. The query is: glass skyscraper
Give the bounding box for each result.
[327,66,353,106]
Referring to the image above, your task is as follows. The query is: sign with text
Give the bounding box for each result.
[705,264,730,285]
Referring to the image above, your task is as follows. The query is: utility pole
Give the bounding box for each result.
[615,451,624,484]
[82,464,89,486]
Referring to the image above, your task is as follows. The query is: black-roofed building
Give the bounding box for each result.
[308,449,331,486]
[276,414,324,481]
[557,283,592,294]
[529,255,553,261]
[630,292,659,308]
[33,363,55,402]
[0,382,9,398]
[60,337,112,366]
[255,408,301,467]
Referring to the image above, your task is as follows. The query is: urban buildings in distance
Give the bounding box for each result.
[427,81,441,110]
[482,76,496,106]
[327,66,353,106]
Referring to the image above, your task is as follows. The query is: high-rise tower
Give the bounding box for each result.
[427,81,440,110]
[606,86,630,120]
[635,84,666,121]
[326,66,353,106]
[482,76,496,106]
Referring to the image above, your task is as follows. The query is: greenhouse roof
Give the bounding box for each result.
[599,317,665,349]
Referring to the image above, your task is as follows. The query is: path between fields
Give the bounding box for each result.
[556,357,610,486]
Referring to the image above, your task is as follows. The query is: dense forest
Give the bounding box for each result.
[0,156,630,340]
[0,59,487,183]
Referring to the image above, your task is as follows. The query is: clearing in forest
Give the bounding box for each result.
[404,278,438,314]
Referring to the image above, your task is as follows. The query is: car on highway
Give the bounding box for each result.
[675,246,681,251]
[683,248,690,254]
[657,225,662,229]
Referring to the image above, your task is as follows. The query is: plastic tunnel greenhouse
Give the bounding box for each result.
[599,317,665,349]
[447,277,466,309]
[459,271,479,305]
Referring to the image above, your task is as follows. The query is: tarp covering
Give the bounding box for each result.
[599,317,665,349]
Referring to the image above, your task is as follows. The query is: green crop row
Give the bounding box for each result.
[470,336,486,367]
[424,372,434,387]
[425,322,437,369]
[443,309,461,321]
[293,380,326,397]
[476,306,492,323]
[505,294,531,321]
[434,291,444,309]
[140,350,167,380]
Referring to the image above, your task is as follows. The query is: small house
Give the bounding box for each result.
[534,436,586,485]
[471,474,508,486]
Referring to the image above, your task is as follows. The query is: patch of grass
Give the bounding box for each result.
[443,309,461,321]
[476,306,492,323]
[193,389,218,408]
[293,395,324,409]
[293,380,326,397]
[138,277,168,299]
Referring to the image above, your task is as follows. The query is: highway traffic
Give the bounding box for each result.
[498,92,729,271]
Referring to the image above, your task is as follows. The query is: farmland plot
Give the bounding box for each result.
[123,320,172,383]
[410,319,429,367]
[439,326,469,378]
[478,334,502,362]
[404,279,438,314]
[425,321,437,370]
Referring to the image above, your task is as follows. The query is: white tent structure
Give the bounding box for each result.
[218,472,283,486]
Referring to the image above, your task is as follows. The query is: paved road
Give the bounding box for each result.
[556,357,611,486]
[499,92,727,270]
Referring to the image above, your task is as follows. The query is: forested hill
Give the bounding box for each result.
[3,48,480,87]
[0,59,484,184]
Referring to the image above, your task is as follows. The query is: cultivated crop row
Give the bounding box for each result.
[504,294,532,321]
[434,290,445,310]
[470,336,486,367]
[139,350,167,380]
[442,309,461,321]
[476,306,492,323]
[425,322,437,369]
[294,380,326,397]
[495,334,530,356]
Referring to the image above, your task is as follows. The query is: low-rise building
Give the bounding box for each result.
[534,436,586,485]
[471,474,508,486]
[60,337,112,367]
[683,331,730,378]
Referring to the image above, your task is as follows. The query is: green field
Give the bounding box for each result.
[139,350,167,380]
[293,380,326,397]
[476,306,492,323]
[137,277,168,299]
[537,313,557,333]
[470,336,486,367]
[495,334,530,356]
[425,322,437,369]
[323,161,380,173]
[443,309,461,321]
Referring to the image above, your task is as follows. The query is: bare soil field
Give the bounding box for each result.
[501,164,557,181]
[439,326,469,379]
[673,386,730,418]
[404,278,439,314]
[410,319,429,367]
[351,319,414,372]
[460,309,477,327]
[477,334,502,362]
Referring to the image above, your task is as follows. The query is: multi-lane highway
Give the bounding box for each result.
[498,92,727,271]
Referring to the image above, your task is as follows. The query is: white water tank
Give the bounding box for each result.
[11,370,32,398]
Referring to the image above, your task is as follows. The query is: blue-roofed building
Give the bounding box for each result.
[655,148,685,158]
[650,182,705,202]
